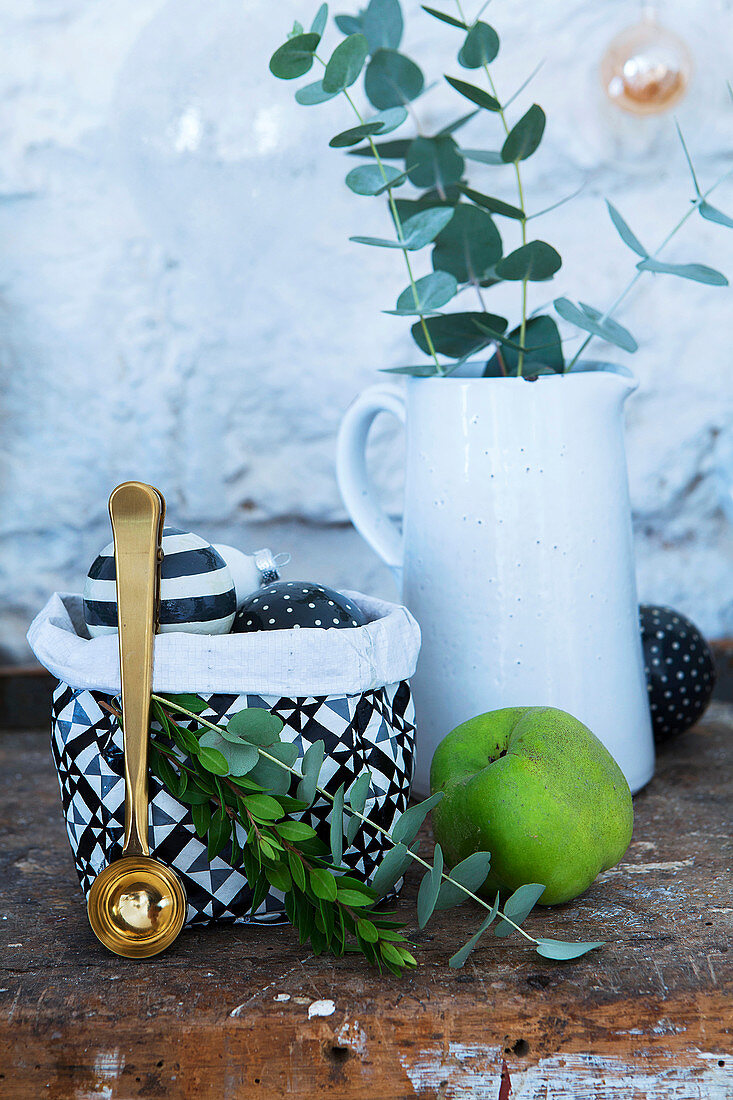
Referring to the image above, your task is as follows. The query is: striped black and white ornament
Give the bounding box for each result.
[640,604,716,743]
[83,526,237,638]
[232,581,367,633]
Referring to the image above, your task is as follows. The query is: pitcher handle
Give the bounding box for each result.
[337,384,406,584]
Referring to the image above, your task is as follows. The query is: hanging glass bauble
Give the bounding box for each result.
[600,10,692,116]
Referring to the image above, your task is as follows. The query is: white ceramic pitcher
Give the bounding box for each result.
[337,368,655,796]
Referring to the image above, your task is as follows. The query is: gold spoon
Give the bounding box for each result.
[87,481,187,958]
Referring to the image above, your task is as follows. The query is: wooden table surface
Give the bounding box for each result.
[1,707,731,1099]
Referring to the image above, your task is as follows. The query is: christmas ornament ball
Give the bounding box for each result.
[83,526,237,637]
[232,581,367,632]
[640,605,716,743]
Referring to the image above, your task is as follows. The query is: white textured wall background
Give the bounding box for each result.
[1,0,732,660]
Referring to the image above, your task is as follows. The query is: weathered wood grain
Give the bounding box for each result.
[0,706,731,1098]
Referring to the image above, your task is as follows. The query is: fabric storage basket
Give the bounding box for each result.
[28,590,420,926]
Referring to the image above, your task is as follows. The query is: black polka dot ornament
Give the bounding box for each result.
[640,604,716,744]
[232,581,367,632]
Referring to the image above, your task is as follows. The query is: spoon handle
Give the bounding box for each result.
[109,482,165,858]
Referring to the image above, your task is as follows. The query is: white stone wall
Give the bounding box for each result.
[1,0,732,660]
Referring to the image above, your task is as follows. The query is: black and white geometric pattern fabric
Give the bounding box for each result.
[83,526,237,638]
[51,680,415,926]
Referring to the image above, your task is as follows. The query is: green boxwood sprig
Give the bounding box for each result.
[100,694,604,970]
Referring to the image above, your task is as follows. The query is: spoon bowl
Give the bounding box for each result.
[88,856,187,958]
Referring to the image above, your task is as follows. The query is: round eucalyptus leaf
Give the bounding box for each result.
[346,163,405,195]
[370,105,408,134]
[501,103,546,163]
[458,21,499,68]
[402,206,455,249]
[295,80,340,105]
[365,48,424,109]
[395,271,458,313]
[496,240,561,281]
[361,0,404,52]
[432,203,502,283]
[323,33,369,93]
[310,2,329,37]
[269,33,320,80]
[412,311,507,358]
[406,135,465,191]
[335,14,362,35]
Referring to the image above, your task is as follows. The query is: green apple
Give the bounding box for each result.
[430,706,633,905]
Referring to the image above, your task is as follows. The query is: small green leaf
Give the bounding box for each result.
[310,868,338,901]
[459,22,499,69]
[288,21,305,39]
[207,810,231,861]
[675,119,701,196]
[501,104,545,163]
[276,820,317,842]
[198,747,229,776]
[350,235,406,249]
[406,135,465,191]
[392,271,458,314]
[460,185,525,221]
[412,311,508,359]
[636,257,728,286]
[554,297,638,353]
[391,791,443,845]
[357,917,380,943]
[346,138,411,159]
[402,206,455,249]
[269,33,320,80]
[323,33,369,93]
[435,852,492,909]
[417,843,443,928]
[535,938,605,961]
[161,693,207,714]
[191,801,211,838]
[494,883,545,938]
[432,203,503,283]
[297,740,325,805]
[485,314,564,376]
[371,105,408,134]
[438,109,479,136]
[330,783,346,867]
[606,200,648,258]
[225,708,284,745]
[496,241,561,281]
[311,2,329,37]
[243,793,285,822]
[361,0,404,52]
[330,121,386,148]
[346,163,406,195]
[289,851,307,891]
[265,861,292,893]
[336,887,372,906]
[295,79,340,105]
[445,75,500,112]
[335,14,362,35]
[347,770,372,815]
[380,364,441,376]
[699,201,733,228]
[421,5,466,29]
[365,49,425,109]
[448,893,500,968]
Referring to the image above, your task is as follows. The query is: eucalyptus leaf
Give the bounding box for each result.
[371,105,408,134]
[606,200,648,258]
[311,3,329,37]
[330,121,386,148]
[406,135,464,191]
[417,843,443,928]
[421,5,466,29]
[346,163,405,195]
[370,842,414,895]
[269,33,320,80]
[699,201,733,228]
[323,33,369,93]
[373,168,411,194]
[350,235,408,249]
[636,257,728,286]
[437,109,480,136]
[503,59,545,110]
[391,791,443,845]
[347,771,372,815]
[496,240,561,281]
[554,297,638,353]
[402,206,455,248]
[218,740,259,777]
[249,741,299,794]
[288,21,305,39]
[435,852,492,909]
[380,364,441,376]
[461,148,504,165]
[485,314,564,376]
[295,79,340,105]
[445,75,500,112]
[535,938,605,961]
[674,119,700,196]
[330,783,345,867]
[460,185,525,221]
[361,0,404,52]
[393,271,458,314]
[448,893,500,968]
[346,138,411,159]
[413,311,507,358]
[432,203,502,283]
[458,22,499,68]
[225,708,284,745]
[494,883,545,938]
[365,49,425,109]
[297,739,325,805]
[501,104,546,163]
[335,14,362,35]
